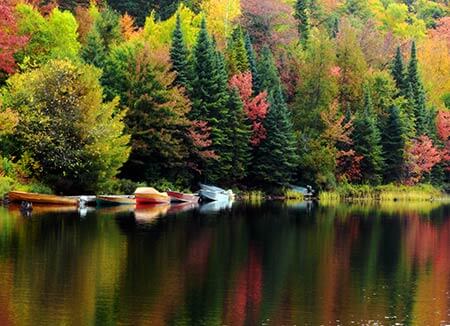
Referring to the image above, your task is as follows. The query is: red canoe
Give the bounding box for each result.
[167,191,199,203]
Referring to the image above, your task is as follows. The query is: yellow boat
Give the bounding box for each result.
[8,191,79,206]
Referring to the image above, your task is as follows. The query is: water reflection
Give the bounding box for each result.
[0,202,449,325]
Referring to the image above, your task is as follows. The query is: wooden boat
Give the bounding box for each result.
[96,195,135,206]
[134,187,170,205]
[167,191,199,203]
[8,191,79,206]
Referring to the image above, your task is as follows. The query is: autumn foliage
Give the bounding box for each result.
[405,135,442,185]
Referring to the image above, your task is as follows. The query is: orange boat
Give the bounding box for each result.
[134,187,170,205]
[134,204,170,223]
[8,191,79,206]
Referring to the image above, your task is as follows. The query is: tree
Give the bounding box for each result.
[252,86,298,187]
[0,2,28,78]
[120,13,138,41]
[15,4,80,65]
[4,59,130,194]
[224,88,252,184]
[81,27,107,67]
[336,20,367,111]
[352,89,384,184]
[391,47,407,97]
[170,14,191,90]
[244,32,260,94]
[190,18,230,181]
[294,0,309,46]
[229,72,269,146]
[407,41,428,136]
[226,26,250,76]
[383,105,405,183]
[404,135,442,185]
[102,43,194,184]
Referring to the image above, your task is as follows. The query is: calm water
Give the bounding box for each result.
[0,200,449,325]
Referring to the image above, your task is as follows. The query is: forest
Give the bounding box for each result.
[0,0,449,195]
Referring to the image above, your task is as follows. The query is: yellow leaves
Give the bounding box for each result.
[0,108,19,136]
[142,4,201,49]
[418,37,450,109]
[201,0,241,47]
[367,0,427,40]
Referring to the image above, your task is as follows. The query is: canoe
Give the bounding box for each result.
[167,191,199,203]
[8,191,79,206]
[96,195,135,206]
[134,187,170,205]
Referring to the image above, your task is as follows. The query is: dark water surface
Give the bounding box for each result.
[0,201,449,325]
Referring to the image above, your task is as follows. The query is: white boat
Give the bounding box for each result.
[199,184,234,202]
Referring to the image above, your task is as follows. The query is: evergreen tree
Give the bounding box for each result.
[81,28,107,68]
[257,47,282,94]
[227,27,250,76]
[352,89,384,184]
[244,33,260,94]
[391,47,407,96]
[253,85,299,186]
[294,0,310,46]
[190,18,230,181]
[225,88,252,184]
[383,105,405,183]
[170,14,191,90]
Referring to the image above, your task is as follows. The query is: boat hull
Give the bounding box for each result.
[167,191,199,203]
[96,195,135,206]
[199,189,230,202]
[8,191,78,206]
[135,195,170,205]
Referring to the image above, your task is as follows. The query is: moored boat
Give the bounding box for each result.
[167,191,199,203]
[8,191,79,206]
[134,187,170,205]
[96,195,136,206]
[198,184,234,202]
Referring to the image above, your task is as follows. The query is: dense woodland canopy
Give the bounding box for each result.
[0,0,449,194]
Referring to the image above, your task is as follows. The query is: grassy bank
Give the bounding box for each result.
[320,183,445,202]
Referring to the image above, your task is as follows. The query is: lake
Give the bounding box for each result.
[0,200,449,325]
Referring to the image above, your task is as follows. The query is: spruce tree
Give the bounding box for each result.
[382,105,405,183]
[244,33,260,94]
[253,85,299,186]
[407,41,428,136]
[225,88,252,184]
[391,47,407,96]
[257,47,282,94]
[227,27,250,76]
[294,0,310,46]
[170,14,191,90]
[81,28,107,68]
[352,89,384,184]
[190,18,230,181]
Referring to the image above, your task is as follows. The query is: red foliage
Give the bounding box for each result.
[430,17,450,49]
[437,110,450,141]
[229,72,269,146]
[0,2,28,75]
[336,149,363,182]
[188,120,218,160]
[404,135,442,185]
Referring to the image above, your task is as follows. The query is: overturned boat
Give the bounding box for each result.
[198,184,234,202]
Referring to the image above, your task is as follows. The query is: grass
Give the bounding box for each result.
[319,183,445,202]
[284,189,304,200]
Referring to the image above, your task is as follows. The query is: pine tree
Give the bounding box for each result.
[227,27,250,76]
[244,33,260,94]
[257,47,282,94]
[225,88,252,184]
[253,85,299,186]
[407,41,428,136]
[391,47,407,96]
[294,0,310,46]
[170,14,191,90]
[352,89,384,184]
[383,105,405,183]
